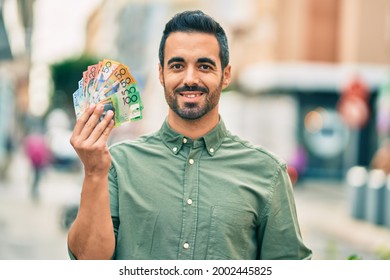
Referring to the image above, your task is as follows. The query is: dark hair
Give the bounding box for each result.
[158,10,229,69]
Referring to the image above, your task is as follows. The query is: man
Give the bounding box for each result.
[68,10,312,260]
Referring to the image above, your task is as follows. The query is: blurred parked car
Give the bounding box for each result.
[45,109,80,171]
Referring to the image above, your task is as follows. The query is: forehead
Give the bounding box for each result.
[164,32,220,63]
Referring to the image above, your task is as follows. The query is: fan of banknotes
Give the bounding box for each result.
[72,58,143,127]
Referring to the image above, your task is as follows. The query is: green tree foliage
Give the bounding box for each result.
[347,254,362,260]
[49,55,98,116]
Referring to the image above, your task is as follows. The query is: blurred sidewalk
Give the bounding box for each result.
[295,180,390,260]
[0,149,81,259]
[1,149,390,260]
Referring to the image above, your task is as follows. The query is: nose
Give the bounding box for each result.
[183,66,199,86]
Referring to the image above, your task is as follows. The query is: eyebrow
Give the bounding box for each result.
[166,56,217,67]
[197,57,216,67]
[167,57,185,65]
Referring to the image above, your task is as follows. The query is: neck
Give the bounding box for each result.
[167,109,219,140]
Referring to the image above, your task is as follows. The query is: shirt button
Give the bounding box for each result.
[172,147,178,152]
[183,243,190,249]
[187,199,193,205]
[209,148,214,153]
[183,138,188,143]
[189,159,194,165]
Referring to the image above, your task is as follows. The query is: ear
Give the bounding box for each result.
[221,64,232,90]
[158,63,164,86]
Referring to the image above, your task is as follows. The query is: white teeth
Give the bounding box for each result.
[183,94,201,98]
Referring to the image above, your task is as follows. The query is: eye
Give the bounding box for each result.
[199,64,212,71]
[169,64,183,70]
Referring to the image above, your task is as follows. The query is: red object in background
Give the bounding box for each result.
[24,134,52,168]
[287,146,307,186]
[287,165,299,185]
[342,75,369,101]
[337,76,370,129]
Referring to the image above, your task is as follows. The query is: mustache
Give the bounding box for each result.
[175,85,209,94]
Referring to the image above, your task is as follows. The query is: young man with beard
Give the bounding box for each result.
[68,10,312,260]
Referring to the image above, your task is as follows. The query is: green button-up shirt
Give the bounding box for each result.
[105,118,311,260]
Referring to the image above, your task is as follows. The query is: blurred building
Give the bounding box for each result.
[83,0,390,180]
[220,0,390,67]
[2,0,390,181]
[0,0,33,171]
[227,0,390,179]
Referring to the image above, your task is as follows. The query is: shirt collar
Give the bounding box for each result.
[159,117,228,157]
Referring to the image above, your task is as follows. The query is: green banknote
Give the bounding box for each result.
[99,83,142,127]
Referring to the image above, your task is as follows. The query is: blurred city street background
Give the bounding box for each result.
[1,0,390,260]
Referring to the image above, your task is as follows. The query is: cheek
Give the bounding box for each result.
[163,73,181,89]
[204,76,222,91]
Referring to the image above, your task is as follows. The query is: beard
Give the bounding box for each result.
[163,78,223,121]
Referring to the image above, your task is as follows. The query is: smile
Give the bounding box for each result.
[180,93,203,98]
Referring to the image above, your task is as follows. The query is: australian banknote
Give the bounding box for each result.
[72,58,143,127]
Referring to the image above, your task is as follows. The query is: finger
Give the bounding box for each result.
[79,104,105,140]
[87,109,114,144]
[72,104,96,137]
[95,118,115,147]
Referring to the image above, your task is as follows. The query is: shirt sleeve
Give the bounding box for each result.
[68,245,77,260]
[257,164,312,260]
[108,163,120,259]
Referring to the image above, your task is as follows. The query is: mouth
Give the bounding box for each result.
[179,92,204,98]
[175,86,208,100]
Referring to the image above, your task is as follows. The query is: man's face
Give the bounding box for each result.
[159,32,231,120]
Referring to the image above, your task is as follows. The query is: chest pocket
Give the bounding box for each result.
[206,206,257,260]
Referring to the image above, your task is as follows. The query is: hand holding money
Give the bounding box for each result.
[70,104,115,177]
[73,58,143,128]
